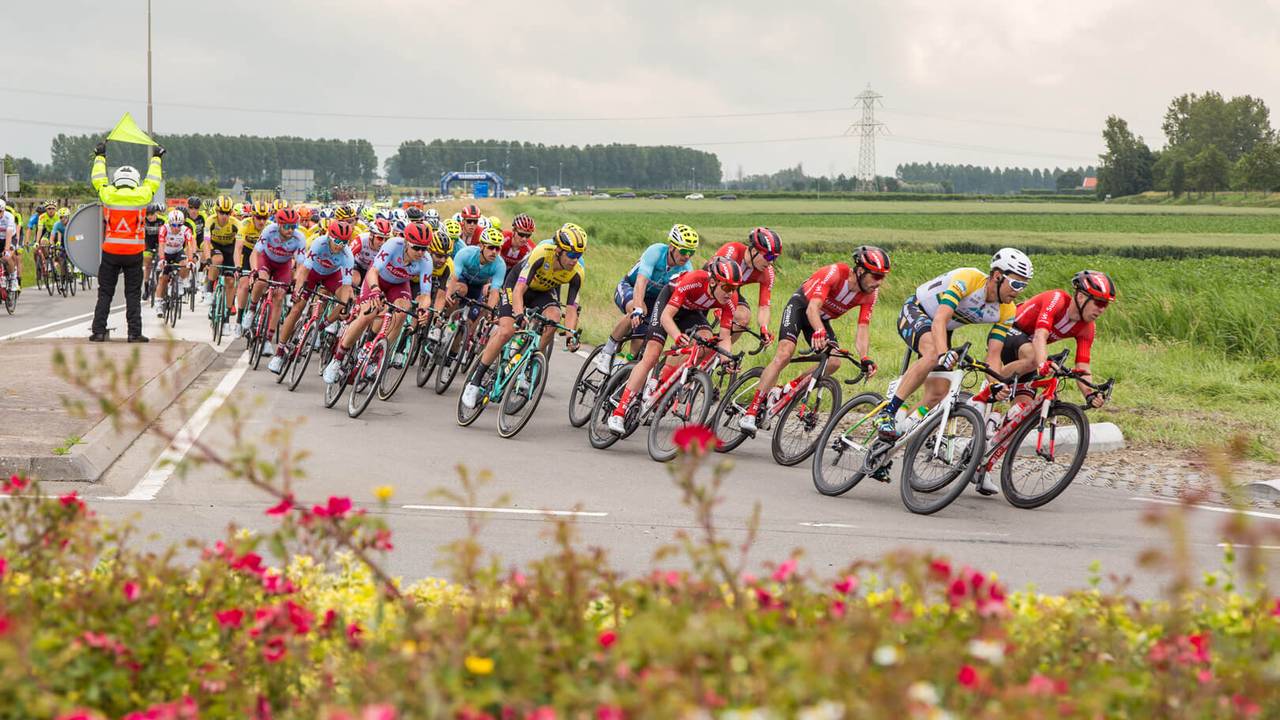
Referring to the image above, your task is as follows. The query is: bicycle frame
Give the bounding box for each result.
[633,337,730,419]
[487,312,573,402]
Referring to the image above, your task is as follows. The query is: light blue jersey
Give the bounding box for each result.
[623,243,691,300]
[453,245,508,288]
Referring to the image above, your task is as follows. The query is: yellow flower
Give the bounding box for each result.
[465,655,494,675]
[373,485,395,502]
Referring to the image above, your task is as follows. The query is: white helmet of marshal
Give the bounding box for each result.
[990,247,1033,278]
[113,166,141,189]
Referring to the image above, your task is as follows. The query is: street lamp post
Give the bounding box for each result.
[558,162,563,188]
[690,167,695,191]
[530,166,539,187]
[477,159,487,172]
[146,0,154,134]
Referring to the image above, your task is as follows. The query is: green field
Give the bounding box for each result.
[503,198,1280,460]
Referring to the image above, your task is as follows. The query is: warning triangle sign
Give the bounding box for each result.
[115,217,133,234]
[105,112,157,146]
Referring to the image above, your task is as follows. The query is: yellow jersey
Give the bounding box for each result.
[517,240,584,293]
[206,215,239,247]
[914,267,1016,341]
[238,218,266,248]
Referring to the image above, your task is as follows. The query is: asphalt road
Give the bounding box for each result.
[12,293,1279,598]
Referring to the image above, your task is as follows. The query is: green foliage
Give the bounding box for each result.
[1098,115,1156,198]
[1188,146,1231,194]
[897,162,1094,195]
[165,177,219,199]
[1232,142,1280,193]
[1162,91,1274,161]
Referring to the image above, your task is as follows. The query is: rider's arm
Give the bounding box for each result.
[249,249,263,273]
[659,302,682,341]
[1031,327,1051,370]
[756,266,774,333]
[718,311,734,353]
[929,305,954,358]
[632,274,650,313]
[854,320,871,360]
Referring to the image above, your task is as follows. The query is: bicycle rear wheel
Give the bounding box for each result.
[288,323,318,392]
[348,338,388,418]
[497,351,548,438]
[4,289,14,315]
[647,371,714,462]
[772,376,841,466]
[378,329,417,401]
[210,289,226,345]
[456,363,495,427]
[416,328,441,388]
[709,367,762,454]
[811,393,884,497]
[900,403,985,515]
[588,364,634,450]
[568,346,608,428]
[1000,403,1089,509]
[434,316,467,395]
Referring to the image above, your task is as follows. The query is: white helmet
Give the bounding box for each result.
[113,166,141,189]
[0,199,7,213]
[167,209,186,226]
[391,208,407,223]
[424,208,439,220]
[990,248,1033,279]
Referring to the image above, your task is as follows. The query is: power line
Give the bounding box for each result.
[884,134,1097,163]
[881,107,1098,137]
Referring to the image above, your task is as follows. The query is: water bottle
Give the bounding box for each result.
[642,377,659,403]
[899,405,929,434]
[766,387,783,412]
[985,411,1003,439]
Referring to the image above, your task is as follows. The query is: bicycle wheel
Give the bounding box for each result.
[44,261,54,296]
[434,316,467,395]
[497,351,548,438]
[568,346,609,428]
[348,338,387,418]
[772,376,841,467]
[416,329,441,388]
[210,289,226,345]
[1000,403,1089,509]
[647,370,714,462]
[67,264,77,296]
[811,393,885,497]
[900,403,986,515]
[378,329,417,401]
[456,362,495,427]
[709,367,762,454]
[587,364,634,450]
[4,289,14,315]
[288,322,318,392]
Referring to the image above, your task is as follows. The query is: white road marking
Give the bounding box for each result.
[105,350,251,502]
[402,504,608,517]
[1132,496,1280,521]
[1216,543,1280,550]
[0,304,125,342]
[799,522,859,528]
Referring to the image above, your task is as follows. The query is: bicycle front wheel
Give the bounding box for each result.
[772,376,841,466]
[456,362,494,427]
[709,367,762,454]
[378,329,417,401]
[348,338,388,418]
[497,351,549,438]
[435,317,467,395]
[568,346,608,428]
[288,323,318,392]
[416,329,441,388]
[588,364,634,450]
[900,403,986,515]
[1000,403,1089,509]
[811,392,885,497]
[647,371,714,462]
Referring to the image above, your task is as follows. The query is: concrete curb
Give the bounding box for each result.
[1014,421,1125,456]
[21,343,219,483]
[1245,479,1280,501]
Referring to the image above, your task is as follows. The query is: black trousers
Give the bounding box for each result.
[92,252,143,337]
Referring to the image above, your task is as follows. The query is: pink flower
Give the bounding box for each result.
[262,636,287,663]
[598,630,617,649]
[525,708,556,720]
[1272,598,1280,617]
[755,586,782,610]
[1026,673,1067,696]
[265,494,294,516]
[147,614,160,628]
[829,600,847,619]
[595,706,624,720]
[59,491,85,512]
[346,621,363,648]
[948,578,968,606]
[833,575,859,595]
[664,570,681,588]
[312,496,353,518]
[967,568,986,592]
[0,555,7,580]
[957,664,979,688]
[1187,633,1211,664]
[1233,694,1262,716]
[232,552,265,575]
[671,424,720,454]
[286,601,313,635]
[0,614,11,637]
[122,581,140,601]
[1197,668,1213,684]
[362,706,398,720]
[4,474,26,492]
[55,711,104,720]
[771,558,797,583]
[216,608,245,628]
[929,559,952,579]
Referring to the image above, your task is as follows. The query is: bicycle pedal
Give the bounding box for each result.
[871,468,892,483]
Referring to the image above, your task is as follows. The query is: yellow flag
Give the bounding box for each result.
[105,112,157,146]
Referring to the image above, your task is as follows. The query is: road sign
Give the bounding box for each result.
[3,174,18,194]
[65,203,104,277]
[473,181,490,199]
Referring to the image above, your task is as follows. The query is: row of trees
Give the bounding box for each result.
[1098,92,1279,197]
[384,139,721,189]
[895,163,1095,194]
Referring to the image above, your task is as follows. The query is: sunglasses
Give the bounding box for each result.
[1091,299,1110,309]
[761,251,779,262]
[1006,278,1029,292]
[562,251,583,260]
[408,243,431,252]
[462,219,478,224]
[515,231,532,239]
[279,223,297,230]
[676,248,696,257]
[217,209,229,215]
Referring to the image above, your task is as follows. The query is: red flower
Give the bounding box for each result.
[286,601,313,635]
[59,491,85,512]
[1197,668,1213,684]
[525,708,556,720]
[771,558,797,583]
[312,496,353,518]
[1233,694,1262,716]
[362,706,397,720]
[948,578,968,606]
[262,635,287,663]
[967,568,986,592]
[55,711,103,720]
[929,559,952,579]
[321,609,338,632]
[671,424,720,453]
[122,581,140,602]
[1187,632,1211,663]
[833,575,859,595]
[265,494,294,516]
[0,614,11,637]
[957,664,979,688]
[598,630,617,649]
[594,706,624,720]
[1026,673,1067,696]
[1273,598,1280,617]
[829,599,847,618]
[372,528,394,551]
[232,552,266,575]
[346,621,363,648]
[0,555,7,580]
[216,608,245,628]
[4,474,26,492]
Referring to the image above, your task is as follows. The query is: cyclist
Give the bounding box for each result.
[142,203,165,298]
[50,207,70,250]
[268,220,357,375]
[203,196,240,308]
[460,224,586,409]
[874,248,1033,447]
[154,209,196,317]
[487,215,503,233]
[431,225,507,339]
[499,213,536,266]
[458,203,484,246]
[31,201,59,275]
[240,208,307,355]
[606,257,742,435]
[232,201,273,335]
[350,218,392,289]
[442,219,463,256]
[0,200,19,292]
[273,198,289,213]
[999,270,1115,411]
[738,246,888,434]
[595,224,700,373]
[713,227,781,344]
[426,232,455,305]
[322,222,437,384]
[298,206,322,241]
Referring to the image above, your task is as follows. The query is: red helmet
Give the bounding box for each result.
[403,222,432,249]
[275,208,300,225]
[1072,270,1117,302]
[852,245,891,274]
[327,220,355,242]
[512,213,536,234]
[748,227,782,256]
[297,206,314,221]
[370,218,393,238]
[460,204,482,220]
[706,257,743,287]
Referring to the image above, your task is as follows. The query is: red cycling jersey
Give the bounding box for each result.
[800,262,877,323]
[667,269,737,327]
[713,242,775,306]
[350,234,381,269]
[500,229,534,266]
[1012,289,1096,364]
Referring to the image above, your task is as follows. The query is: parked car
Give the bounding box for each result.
[718,194,738,201]
[685,193,705,200]
[650,193,669,199]
[618,192,637,198]
[592,192,611,199]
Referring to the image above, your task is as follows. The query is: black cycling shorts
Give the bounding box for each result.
[498,284,560,319]
[645,283,710,345]
[777,291,835,347]
[897,295,951,356]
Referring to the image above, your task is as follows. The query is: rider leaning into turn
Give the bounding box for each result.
[712,226,782,344]
[268,220,357,375]
[431,225,508,340]
[241,208,308,356]
[153,209,196,316]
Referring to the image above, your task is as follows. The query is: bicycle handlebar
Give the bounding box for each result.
[690,333,743,363]
[729,323,770,356]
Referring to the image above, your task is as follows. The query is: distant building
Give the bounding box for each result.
[1082,177,1098,191]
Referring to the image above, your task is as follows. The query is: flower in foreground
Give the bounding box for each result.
[313,496,354,518]
[672,424,719,453]
[373,485,394,502]
[265,494,295,516]
[771,558,798,583]
[465,655,495,675]
[60,491,86,512]
[957,664,979,688]
[833,575,859,595]
[872,645,901,667]
[598,630,618,649]
[262,636,287,663]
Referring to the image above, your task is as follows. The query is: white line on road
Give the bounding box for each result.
[1216,543,1280,550]
[0,304,126,342]
[106,350,251,502]
[402,504,608,517]
[799,522,859,528]
[1132,497,1280,521]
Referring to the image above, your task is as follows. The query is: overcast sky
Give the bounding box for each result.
[4,0,1278,179]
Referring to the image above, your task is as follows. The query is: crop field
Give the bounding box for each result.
[503,197,1280,458]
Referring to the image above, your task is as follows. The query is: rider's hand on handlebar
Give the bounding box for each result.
[1037,360,1057,378]
[630,306,645,330]
[565,332,581,353]
[860,355,878,379]
[672,332,691,348]
[810,328,828,351]
[760,326,774,346]
[1085,390,1107,409]
[938,349,960,372]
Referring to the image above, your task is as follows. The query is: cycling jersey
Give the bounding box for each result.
[301,223,322,242]
[373,237,433,287]
[302,236,355,284]
[30,212,58,241]
[431,256,454,282]
[253,223,307,264]
[185,213,207,246]
[623,243,692,299]
[666,269,736,321]
[499,229,534,266]
[206,216,239,247]
[914,267,1016,340]
[144,217,164,253]
[350,234,384,269]
[1012,289,1096,364]
[453,245,507,288]
[714,242,775,306]
[158,224,194,254]
[514,240,584,297]
[51,220,67,243]
[239,218,266,248]
[800,263,877,323]
[0,212,18,251]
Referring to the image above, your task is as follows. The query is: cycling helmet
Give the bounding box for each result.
[512,213,535,234]
[852,245,891,274]
[391,208,407,224]
[748,227,782,256]
[0,199,6,213]
[167,209,186,226]
[443,219,462,241]
[58,207,70,218]
[707,256,744,287]
[667,223,700,251]
[362,206,377,224]
[405,206,424,221]
[187,196,203,210]
[43,200,57,212]
[424,208,440,220]
[327,220,355,242]
[112,166,141,189]
[424,217,443,232]
[146,202,165,215]
[370,218,392,238]
[392,219,409,236]
[251,201,272,218]
[487,215,503,231]
[554,223,588,254]
[334,205,356,221]
[480,226,504,248]
[991,247,1033,279]
[215,195,235,213]
[403,222,432,248]
[428,231,453,257]
[297,206,314,221]
[275,208,300,225]
[460,203,482,220]
[1072,270,1117,302]
[273,199,288,212]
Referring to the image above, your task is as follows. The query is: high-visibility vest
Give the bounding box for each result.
[90,154,163,256]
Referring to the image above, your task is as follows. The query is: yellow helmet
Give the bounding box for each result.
[251,201,272,218]
[480,226,504,248]
[487,215,503,231]
[554,223,588,254]
[429,231,454,256]
[667,223,699,251]
[443,219,462,241]
[272,198,288,211]
[334,205,356,221]
[58,207,70,218]
[215,195,235,213]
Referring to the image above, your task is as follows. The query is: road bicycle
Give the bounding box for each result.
[283,290,348,392]
[245,278,293,370]
[709,336,861,466]
[433,295,495,395]
[207,265,241,346]
[53,245,76,297]
[567,328,648,428]
[377,303,429,401]
[587,333,742,462]
[156,260,193,329]
[414,306,451,390]
[144,253,160,305]
[0,262,18,315]
[456,309,575,438]
[968,348,1116,509]
[810,342,997,515]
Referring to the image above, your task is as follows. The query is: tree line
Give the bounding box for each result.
[894,163,1095,194]
[1098,91,1279,198]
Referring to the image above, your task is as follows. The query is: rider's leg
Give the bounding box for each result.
[612,338,665,418]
